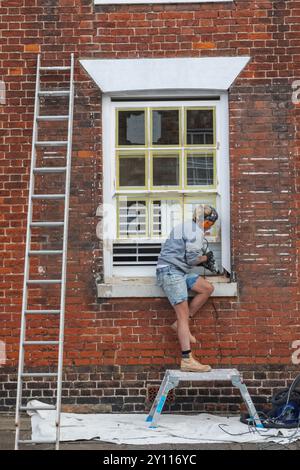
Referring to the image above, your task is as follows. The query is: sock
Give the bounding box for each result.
[182,349,191,358]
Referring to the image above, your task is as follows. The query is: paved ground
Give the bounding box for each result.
[1,414,299,451]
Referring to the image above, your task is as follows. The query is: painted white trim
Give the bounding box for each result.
[97,279,237,298]
[95,0,233,4]
[80,57,250,94]
[219,93,231,273]
[102,94,114,281]
[109,90,222,99]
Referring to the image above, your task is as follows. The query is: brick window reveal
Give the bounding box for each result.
[102,97,231,280]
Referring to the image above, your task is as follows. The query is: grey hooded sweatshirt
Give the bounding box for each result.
[157,220,204,273]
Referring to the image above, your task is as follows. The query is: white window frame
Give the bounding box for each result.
[102,91,231,284]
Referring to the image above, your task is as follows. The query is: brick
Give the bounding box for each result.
[8,67,23,75]
[192,41,216,49]
[24,44,40,53]
[77,150,94,158]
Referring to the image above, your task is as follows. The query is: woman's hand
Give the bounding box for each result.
[197,255,208,265]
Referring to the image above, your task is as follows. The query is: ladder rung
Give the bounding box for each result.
[44,151,65,155]
[28,250,63,256]
[40,66,71,71]
[20,405,56,411]
[18,440,57,444]
[31,194,65,200]
[21,373,58,377]
[30,221,64,227]
[39,90,70,97]
[35,141,68,147]
[25,310,61,315]
[27,279,62,284]
[23,341,59,346]
[33,167,67,174]
[37,115,69,121]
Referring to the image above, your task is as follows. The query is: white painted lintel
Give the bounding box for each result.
[80,56,251,94]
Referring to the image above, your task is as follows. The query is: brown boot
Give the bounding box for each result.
[181,354,211,373]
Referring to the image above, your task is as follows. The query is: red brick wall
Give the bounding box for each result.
[0,0,300,410]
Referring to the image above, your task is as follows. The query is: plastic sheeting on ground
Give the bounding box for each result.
[27,400,300,446]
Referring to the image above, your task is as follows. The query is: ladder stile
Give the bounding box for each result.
[15,53,74,451]
[15,54,41,451]
[55,53,74,451]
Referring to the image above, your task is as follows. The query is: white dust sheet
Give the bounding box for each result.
[27,400,300,446]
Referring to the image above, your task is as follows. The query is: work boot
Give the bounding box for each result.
[180,354,211,373]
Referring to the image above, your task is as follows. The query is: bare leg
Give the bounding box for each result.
[173,300,191,351]
[189,291,212,317]
[171,277,214,343]
[170,317,197,344]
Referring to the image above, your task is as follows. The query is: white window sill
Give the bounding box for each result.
[94,0,233,4]
[96,276,237,298]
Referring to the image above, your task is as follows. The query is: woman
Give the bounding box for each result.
[156,205,218,372]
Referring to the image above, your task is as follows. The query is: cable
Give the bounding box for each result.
[218,423,255,437]
[218,415,300,450]
[211,298,223,363]
[286,373,300,406]
[200,237,223,361]
[263,373,300,427]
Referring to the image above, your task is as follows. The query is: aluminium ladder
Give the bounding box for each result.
[15,54,75,450]
[146,369,264,429]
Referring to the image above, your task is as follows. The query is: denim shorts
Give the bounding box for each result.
[156,265,200,306]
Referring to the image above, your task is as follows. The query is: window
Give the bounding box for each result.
[114,104,218,243]
[102,97,230,281]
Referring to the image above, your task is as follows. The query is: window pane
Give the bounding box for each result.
[186,152,214,186]
[118,199,147,237]
[186,109,214,145]
[118,110,145,146]
[118,155,145,188]
[152,201,162,237]
[152,199,182,237]
[152,109,179,145]
[152,154,180,187]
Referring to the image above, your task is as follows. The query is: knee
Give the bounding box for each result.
[206,283,214,296]
[175,303,190,321]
